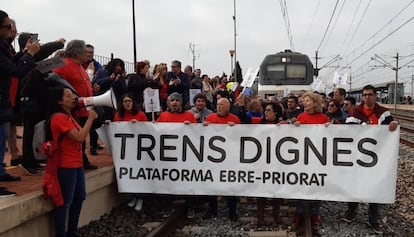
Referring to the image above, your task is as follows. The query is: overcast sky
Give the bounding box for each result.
[3,0,414,93]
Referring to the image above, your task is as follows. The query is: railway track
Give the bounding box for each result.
[391,112,414,148]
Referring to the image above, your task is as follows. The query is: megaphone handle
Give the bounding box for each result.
[151,111,155,122]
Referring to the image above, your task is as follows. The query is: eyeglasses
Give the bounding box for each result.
[362,93,375,97]
[328,104,336,107]
[343,103,350,106]
[0,24,12,30]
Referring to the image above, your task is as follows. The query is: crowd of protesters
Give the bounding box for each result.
[0,8,402,236]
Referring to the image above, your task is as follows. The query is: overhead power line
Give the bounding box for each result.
[343,0,414,62]
[319,0,346,55]
[339,0,362,54]
[316,0,340,52]
[300,0,321,50]
[279,0,294,50]
[342,16,414,69]
[343,0,372,55]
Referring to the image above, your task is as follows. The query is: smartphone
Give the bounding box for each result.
[31,33,38,42]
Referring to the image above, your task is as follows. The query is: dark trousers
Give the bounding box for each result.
[54,167,86,237]
[347,202,380,224]
[22,116,42,167]
[207,196,237,216]
[77,117,91,165]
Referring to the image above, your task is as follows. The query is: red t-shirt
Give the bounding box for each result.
[50,113,83,168]
[297,112,329,124]
[53,58,93,118]
[362,106,378,125]
[157,111,197,123]
[205,113,241,124]
[114,111,148,122]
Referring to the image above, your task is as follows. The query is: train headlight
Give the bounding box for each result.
[281,57,290,63]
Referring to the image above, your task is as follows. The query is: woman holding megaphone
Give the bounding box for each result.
[43,85,97,237]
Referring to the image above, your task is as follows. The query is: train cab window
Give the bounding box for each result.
[286,65,306,79]
[266,65,284,79]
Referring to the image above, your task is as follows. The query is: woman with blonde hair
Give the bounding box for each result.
[153,63,168,111]
[292,92,329,229]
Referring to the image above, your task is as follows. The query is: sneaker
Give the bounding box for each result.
[291,214,302,230]
[368,222,383,234]
[19,164,41,176]
[0,173,22,181]
[10,156,22,166]
[341,212,356,223]
[0,187,16,197]
[162,208,175,218]
[128,197,137,207]
[96,145,104,150]
[134,199,143,211]
[312,214,322,226]
[186,207,195,219]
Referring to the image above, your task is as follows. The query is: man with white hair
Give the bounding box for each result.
[203,98,240,221]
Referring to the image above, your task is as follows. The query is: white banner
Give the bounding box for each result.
[97,123,400,203]
[333,71,348,86]
[241,67,259,87]
[143,88,160,113]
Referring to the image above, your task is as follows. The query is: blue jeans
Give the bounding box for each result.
[54,167,86,237]
[0,122,10,176]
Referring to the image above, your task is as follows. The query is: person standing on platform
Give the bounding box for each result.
[53,39,97,170]
[45,86,97,237]
[0,10,39,196]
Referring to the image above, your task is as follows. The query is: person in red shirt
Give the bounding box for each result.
[342,85,398,234]
[203,98,240,221]
[114,94,148,122]
[156,92,196,218]
[292,92,329,230]
[45,86,97,237]
[53,39,97,170]
[157,92,196,123]
[112,93,148,212]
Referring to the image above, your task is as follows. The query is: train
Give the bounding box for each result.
[256,49,314,99]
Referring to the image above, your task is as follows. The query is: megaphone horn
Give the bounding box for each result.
[78,88,117,110]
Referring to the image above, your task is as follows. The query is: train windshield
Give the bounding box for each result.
[267,64,306,80]
[267,65,284,79]
[286,65,306,79]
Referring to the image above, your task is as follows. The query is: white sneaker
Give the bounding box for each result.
[128,197,136,208]
[134,199,143,211]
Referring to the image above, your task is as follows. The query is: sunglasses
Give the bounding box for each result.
[0,24,12,30]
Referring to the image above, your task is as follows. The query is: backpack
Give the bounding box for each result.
[33,113,61,161]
